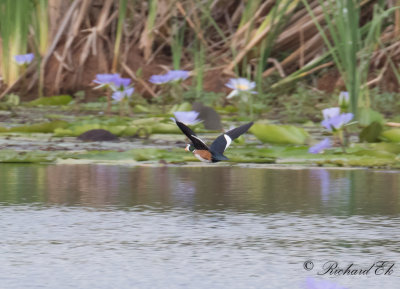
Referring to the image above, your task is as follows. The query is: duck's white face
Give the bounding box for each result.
[185,144,195,152]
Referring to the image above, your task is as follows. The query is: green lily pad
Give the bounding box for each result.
[150,123,180,134]
[359,121,383,143]
[370,142,400,154]
[26,95,73,106]
[121,127,139,137]
[353,149,395,159]
[0,150,56,163]
[169,102,192,113]
[250,123,309,145]
[380,129,400,143]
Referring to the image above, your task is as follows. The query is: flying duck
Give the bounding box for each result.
[175,120,253,163]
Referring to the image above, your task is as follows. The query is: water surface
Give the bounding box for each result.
[1,164,399,289]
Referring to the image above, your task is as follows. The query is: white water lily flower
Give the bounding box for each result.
[225,78,257,99]
[173,111,201,125]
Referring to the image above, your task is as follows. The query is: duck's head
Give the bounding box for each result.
[185,144,195,152]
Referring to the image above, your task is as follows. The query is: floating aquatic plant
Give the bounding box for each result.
[111,86,134,102]
[308,137,331,154]
[173,111,201,125]
[225,78,257,98]
[308,93,355,154]
[93,74,133,115]
[149,70,190,109]
[110,77,134,116]
[321,107,353,132]
[14,53,34,65]
[149,70,190,84]
[225,77,257,118]
[93,73,120,89]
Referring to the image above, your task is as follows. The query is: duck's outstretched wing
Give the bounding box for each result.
[175,120,209,150]
[210,122,253,154]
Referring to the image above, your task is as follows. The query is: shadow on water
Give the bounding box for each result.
[1,164,399,216]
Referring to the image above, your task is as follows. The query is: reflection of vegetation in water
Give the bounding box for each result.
[1,165,399,216]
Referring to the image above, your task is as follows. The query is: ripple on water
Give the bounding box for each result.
[0,165,400,289]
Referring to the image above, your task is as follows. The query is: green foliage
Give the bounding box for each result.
[250,123,309,144]
[370,89,400,117]
[26,95,73,106]
[0,150,56,163]
[112,0,127,71]
[6,120,68,133]
[380,129,400,143]
[182,90,224,107]
[0,0,32,85]
[169,102,192,112]
[302,0,394,117]
[358,107,384,127]
[359,121,383,143]
[2,94,20,106]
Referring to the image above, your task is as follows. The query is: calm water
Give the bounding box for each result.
[0,164,399,289]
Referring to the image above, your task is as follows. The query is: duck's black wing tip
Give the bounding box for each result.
[210,122,254,154]
[225,122,254,139]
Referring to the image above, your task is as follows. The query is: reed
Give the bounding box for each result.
[302,0,395,117]
[0,0,397,107]
[112,0,127,73]
[0,0,31,86]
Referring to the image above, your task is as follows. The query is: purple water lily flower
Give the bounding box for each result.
[149,70,190,84]
[308,138,331,154]
[111,87,134,102]
[322,107,341,120]
[111,77,131,89]
[305,277,348,289]
[14,53,34,65]
[225,77,257,98]
[93,73,120,89]
[173,111,201,125]
[321,113,354,132]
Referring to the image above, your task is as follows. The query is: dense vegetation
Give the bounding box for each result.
[0,0,399,167]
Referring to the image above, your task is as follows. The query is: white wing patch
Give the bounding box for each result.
[223,134,232,151]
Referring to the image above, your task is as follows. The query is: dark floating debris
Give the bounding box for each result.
[77,129,119,142]
[192,102,222,130]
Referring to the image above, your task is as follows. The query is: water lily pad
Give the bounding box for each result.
[150,123,180,134]
[26,95,72,106]
[169,102,192,113]
[121,127,139,137]
[370,142,400,154]
[380,129,400,143]
[353,149,395,159]
[359,121,383,143]
[250,123,309,145]
[0,150,56,163]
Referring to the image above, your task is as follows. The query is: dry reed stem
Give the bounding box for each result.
[120,62,157,98]
[224,1,299,74]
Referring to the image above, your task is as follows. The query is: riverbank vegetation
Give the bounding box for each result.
[0,0,399,168]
